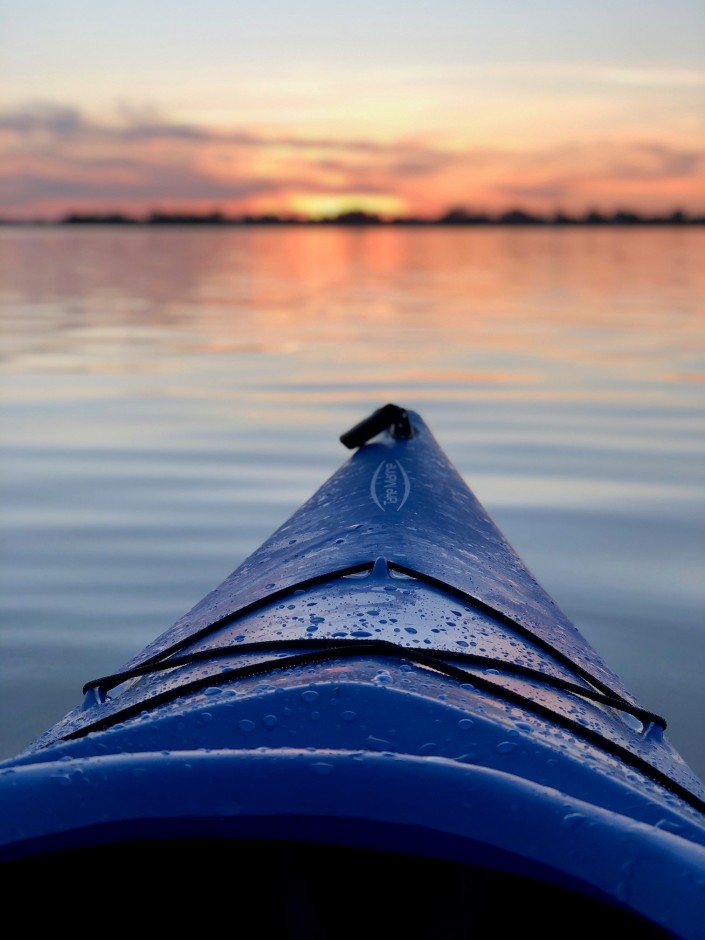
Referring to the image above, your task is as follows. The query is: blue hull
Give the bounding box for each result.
[1,406,704,936]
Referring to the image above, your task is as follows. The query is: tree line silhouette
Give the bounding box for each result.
[2,207,703,226]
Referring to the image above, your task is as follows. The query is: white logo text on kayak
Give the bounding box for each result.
[371,459,410,511]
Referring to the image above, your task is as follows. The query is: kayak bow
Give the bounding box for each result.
[1,405,704,937]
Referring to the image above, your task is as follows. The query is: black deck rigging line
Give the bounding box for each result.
[388,561,631,702]
[121,559,638,710]
[127,560,373,668]
[82,637,666,730]
[66,637,705,817]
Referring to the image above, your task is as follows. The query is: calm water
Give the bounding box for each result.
[1,224,704,780]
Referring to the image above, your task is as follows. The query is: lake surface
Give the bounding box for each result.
[1,224,704,781]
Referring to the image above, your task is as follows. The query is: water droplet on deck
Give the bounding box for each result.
[561,813,585,829]
[311,762,334,775]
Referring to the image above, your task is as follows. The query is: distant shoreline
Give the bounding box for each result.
[2,208,704,227]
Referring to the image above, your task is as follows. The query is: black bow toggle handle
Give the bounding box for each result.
[340,404,413,449]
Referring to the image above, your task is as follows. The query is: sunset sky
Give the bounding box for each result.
[1,1,704,220]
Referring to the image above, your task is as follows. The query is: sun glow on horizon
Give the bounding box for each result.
[285,193,409,221]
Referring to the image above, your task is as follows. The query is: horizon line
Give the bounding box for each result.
[2,206,704,227]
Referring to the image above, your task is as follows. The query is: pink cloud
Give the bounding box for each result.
[1,102,703,218]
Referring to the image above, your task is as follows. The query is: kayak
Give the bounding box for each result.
[1,404,704,936]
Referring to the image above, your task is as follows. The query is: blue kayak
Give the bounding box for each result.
[1,405,704,936]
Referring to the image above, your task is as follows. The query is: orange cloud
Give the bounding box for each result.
[1,102,703,219]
